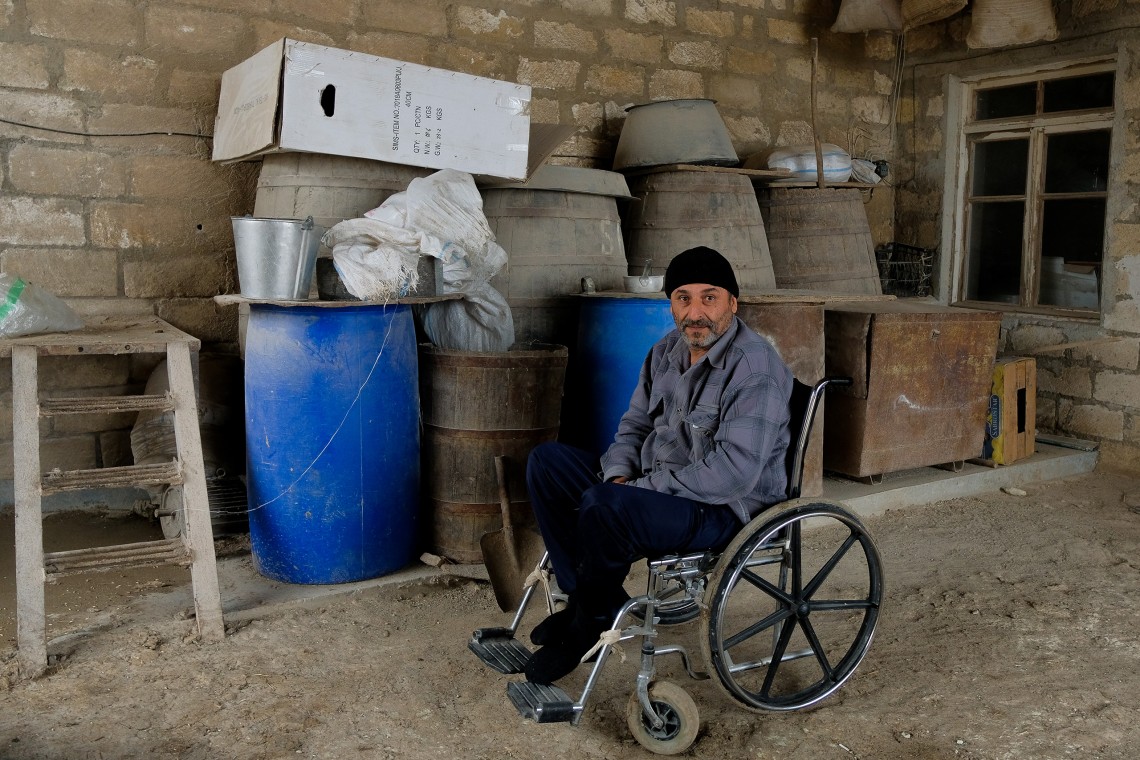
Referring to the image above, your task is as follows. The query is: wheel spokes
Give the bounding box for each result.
[723,605,793,650]
[798,614,835,683]
[802,531,859,599]
[759,613,798,699]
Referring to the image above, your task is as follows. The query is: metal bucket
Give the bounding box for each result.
[231,215,324,300]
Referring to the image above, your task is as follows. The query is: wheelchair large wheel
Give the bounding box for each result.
[699,499,883,712]
[625,681,700,755]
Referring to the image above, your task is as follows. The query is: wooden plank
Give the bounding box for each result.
[619,162,794,180]
[45,540,188,576]
[166,340,225,643]
[12,345,46,678]
[40,461,181,494]
[1036,432,1098,451]
[40,394,173,415]
[213,293,461,307]
[0,317,198,358]
[755,180,880,188]
[577,289,895,303]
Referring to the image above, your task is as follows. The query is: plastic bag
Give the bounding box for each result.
[322,217,424,300]
[850,158,883,184]
[0,273,83,338]
[325,169,513,351]
[767,144,853,184]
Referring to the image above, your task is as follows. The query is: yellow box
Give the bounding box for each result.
[981,357,1036,465]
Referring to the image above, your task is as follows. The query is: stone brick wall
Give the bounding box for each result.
[895,2,1140,473]
[0,0,903,482]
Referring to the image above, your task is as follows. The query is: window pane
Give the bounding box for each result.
[1038,198,1104,309]
[976,83,1037,120]
[1044,130,1111,193]
[966,201,1024,303]
[971,139,1029,197]
[1043,72,1114,113]
[1041,198,1106,264]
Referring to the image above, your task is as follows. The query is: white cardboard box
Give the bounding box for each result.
[212,39,537,179]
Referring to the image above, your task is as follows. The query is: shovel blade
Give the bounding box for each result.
[481,528,546,612]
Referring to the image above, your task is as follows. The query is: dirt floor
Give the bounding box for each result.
[1,468,1139,759]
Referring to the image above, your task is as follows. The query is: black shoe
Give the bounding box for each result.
[530,604,576,647]
[524,616,607,686]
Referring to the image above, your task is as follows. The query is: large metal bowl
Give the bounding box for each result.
[613,99,739,171]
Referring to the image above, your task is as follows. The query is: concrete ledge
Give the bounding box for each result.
[821,442,1099,520]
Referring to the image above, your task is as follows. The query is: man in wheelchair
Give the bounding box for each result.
[524,246,795,685]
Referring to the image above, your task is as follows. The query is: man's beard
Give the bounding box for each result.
[677,317,727,349]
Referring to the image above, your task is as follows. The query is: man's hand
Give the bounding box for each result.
[609,476,629,484]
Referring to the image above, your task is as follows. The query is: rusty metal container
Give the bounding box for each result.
[822,302,1001,479]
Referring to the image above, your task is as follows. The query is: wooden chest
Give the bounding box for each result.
[822,302,1001,479]
[737,295,826,496]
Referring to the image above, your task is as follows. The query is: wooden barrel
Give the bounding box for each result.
[482,186,628,346]
[419,343,568,563]
[245,154,432,342]
[623,170,777,293]
[759,187,883,295]
[254,153,431,232]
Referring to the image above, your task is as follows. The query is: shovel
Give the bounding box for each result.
[481,455,546,612]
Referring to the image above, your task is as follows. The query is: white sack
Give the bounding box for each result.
[324,168,513,351]
[767,144,853,184]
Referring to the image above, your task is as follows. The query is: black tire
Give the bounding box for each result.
[699,499,883,712]
[626,681,700,755]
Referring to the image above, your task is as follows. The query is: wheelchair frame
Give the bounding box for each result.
[469,377,884,754]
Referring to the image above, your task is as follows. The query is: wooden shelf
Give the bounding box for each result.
[213,293,462,307]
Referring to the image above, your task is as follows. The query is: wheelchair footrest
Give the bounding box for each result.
[468,627,533,674]
[507,680,577,724]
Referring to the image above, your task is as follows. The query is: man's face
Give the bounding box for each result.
[669,283,738,350]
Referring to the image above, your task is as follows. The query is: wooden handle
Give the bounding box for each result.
[493,455,518,563]
[810,37,826,190]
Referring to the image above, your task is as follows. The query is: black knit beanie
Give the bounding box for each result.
[664,246,739,298]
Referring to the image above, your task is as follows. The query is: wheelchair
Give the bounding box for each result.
[468,377,884,754]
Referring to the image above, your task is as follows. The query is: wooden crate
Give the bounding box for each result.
[822,302,1002,479]
[737,296,825,496]
[980,357,1037,465]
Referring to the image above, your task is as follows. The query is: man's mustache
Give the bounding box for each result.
[680,317,716,330]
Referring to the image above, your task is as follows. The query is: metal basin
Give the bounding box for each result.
[613,99,738,171]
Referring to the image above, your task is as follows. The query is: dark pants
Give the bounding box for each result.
[526,441,740,619]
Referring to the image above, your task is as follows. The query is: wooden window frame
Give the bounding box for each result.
[943,57,1117,320]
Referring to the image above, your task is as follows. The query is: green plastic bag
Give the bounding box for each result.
[0,273,83,338]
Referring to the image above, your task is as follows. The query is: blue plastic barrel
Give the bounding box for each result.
[244,303,419,584]
[573,296,675,456]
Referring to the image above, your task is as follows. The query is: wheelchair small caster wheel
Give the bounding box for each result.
[626,681,700,755]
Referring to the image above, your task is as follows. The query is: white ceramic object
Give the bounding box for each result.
[623,274,664,293]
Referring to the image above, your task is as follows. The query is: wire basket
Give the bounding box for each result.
[875,243,934,297]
